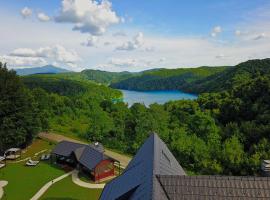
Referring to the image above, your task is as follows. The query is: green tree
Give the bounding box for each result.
[0,63,41,152]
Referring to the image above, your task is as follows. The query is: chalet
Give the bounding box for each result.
[51,141,119,182]
[100,133,270,200]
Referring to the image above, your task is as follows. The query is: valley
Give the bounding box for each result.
[1,58,270,199]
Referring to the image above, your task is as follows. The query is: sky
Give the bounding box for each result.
[0,0,269,72]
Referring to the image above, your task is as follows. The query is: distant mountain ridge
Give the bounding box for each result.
[15,65,71,75]
[18,58,270,94]
[110,66,230,92]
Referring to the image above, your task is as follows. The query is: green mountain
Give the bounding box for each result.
[80,69,137,84]
[22,74,122,99]
[15,65,71,75]
[110,58,270,94]
[183,58,270,93]
[110,66,230,92]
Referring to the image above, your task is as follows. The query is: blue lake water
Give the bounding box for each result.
[120,90,197,107]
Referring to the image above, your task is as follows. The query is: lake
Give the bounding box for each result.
[120,89,197,107]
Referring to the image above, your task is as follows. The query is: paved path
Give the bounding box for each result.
[71,170,105,189]
[30,171,73,200]
[39,132,131,169]
[0,181,8,199]
[13,157,30,163]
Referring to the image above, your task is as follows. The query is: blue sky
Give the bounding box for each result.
[0,0,269,71]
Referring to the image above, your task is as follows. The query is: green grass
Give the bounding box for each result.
[40,176,102,200]
[0,162,65,200]
[21,138,55,159]
[0,139,65,200]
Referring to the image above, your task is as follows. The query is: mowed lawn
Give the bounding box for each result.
[0,138,102,200]
[0,139,65,200]
[41,176,102,200]
[0,162,65,200]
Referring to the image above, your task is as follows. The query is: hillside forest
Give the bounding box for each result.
[1,58,270,176]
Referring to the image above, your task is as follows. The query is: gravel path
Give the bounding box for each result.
[0,181,8,199]
[30,171,72,200]
[71,170,105,189]
[39,132,131,169]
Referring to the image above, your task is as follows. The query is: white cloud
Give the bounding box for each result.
[215,53,226,59]
[36,45,81,63]
[211,26,222,37]
[253,33,266,40]
[113,31,127,37]
[10,48,36,57]
[0,55,47,67]
[235,30,241,36]
[108,58,137,68]
[104,41,111,46]
[5,45,81,69]
[101,57,168,71]
[21,7,32,18]
[116,32,144,51]
[55,0,120,35]
[234,30,267,41]
[159,57,166,62]
[81,35,99,47]
[145,46,155,52]
[37,12,50,22]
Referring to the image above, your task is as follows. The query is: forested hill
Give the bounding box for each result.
[182,58,270,93]
[110,66,230,91]
[110,59,270,94]
[80,69,137,84]
[2,59,270,176]
[22,74,121,99]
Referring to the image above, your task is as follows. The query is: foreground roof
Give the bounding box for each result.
[99,133,270,200]
[157,175,270,199]
[100,133,186,200]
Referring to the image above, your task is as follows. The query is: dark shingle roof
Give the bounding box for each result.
[51,141,85,157]
[89,142,105,153]
[52,140,115,171]
[99,133,185,200]
[76,146,110,170]
[99,133,270,200]
[157,175,270,199]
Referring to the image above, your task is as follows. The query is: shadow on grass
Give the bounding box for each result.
[42,160,74,173]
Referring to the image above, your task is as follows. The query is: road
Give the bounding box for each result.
[38,132,131,169]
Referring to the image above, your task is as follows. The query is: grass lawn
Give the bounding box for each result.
[40,176,102,200]
[0,139,65,200]
[21,138,56,160]
[0,162,65,200]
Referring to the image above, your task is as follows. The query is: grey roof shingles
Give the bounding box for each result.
[76,146,109,170]
[51,141,85,157]
[52,140,116,171]
[99,132,185,200]
[157,175,270,199]
[99,133,270,200]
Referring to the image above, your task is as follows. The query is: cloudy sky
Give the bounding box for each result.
[0,0,270,72]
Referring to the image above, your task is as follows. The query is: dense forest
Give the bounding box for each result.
[110,59,270,94]
[35,65,229,88]
[110,66,230,91]
[1,58,270,176]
